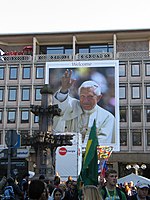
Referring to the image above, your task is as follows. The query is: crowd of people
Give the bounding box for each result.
[0,169,149,200]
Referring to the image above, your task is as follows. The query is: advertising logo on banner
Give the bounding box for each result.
[46,60,120,151]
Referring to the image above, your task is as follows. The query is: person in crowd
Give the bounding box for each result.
[47,180,55,196]
[53,69,115,144]
[81,185,102,200]
[49,188,63,200]
[65,180,78,200]
[65,180,72,192]
[58,184,67,200]
[39,175,49,196]
[128,181,137,196]
[100,169,127,200]
[7,177,24,200]
[0,176,7,195]
[53,175,61,188]
[19,172,30,200]
[129,181,150,200]
[29,179,48,200]
[98,174,106,190]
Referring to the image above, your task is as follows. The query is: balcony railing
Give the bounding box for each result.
[116,51,150,59]
[76,52,113,60]
[1,51,150,63]
[0,55,32,63]
[35,54,73,62]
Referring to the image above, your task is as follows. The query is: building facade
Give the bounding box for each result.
[0,29,150,178]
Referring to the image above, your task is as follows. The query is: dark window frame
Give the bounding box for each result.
[146,108,150,122]
[21,88,30,101]
[0,88,4,101]
[145,63,150,76]
[22,66,31,79]
[21,110,29,123]
[131,63,140,77]
[8,87,17,101]
[36,66,44,79]
[9,66,18,80]
[132,130,142,146]
[7,110,16,123]
[34,115,39,123]
[146,85,150,99]
[119,85,126,99]
[120,107,127,122]
[132,107,141,122]
[146,130,150,146]
[35,87,42,101]
[120,130,128,146]
[119,64,126,77]
[131,85,141,99]
[0,110,2,123]
[0,67,4,80]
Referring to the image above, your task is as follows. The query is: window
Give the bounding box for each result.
[145,63,150,76]
[119,64,126,77]
[132,130,142,146]
[34,115,39,123]
[131,85,140,99]
[22,88,30,101]
[9,66,18,79]
[8,87,17,101]
[120,107,127,122]
[43,44,113,55]
[0,67,4,80]
[21,110,29,123]
[7,110,16,123]
[132,107,141,122]
[0,110,2,123]
[0,88,4,101]
[120,130,127,146]
[78,44,113,53]
[131,63,140,76]
[146,108,150,122]
[35,88,42,101]
[146,130,150,146]
[119,86,126,99]
[36,66,44,79]
[22,66,31,79]
[146,85,150,99]
[46,46,73,55]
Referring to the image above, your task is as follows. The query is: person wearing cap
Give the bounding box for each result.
[129,181,150,200]
[53,69,115,144]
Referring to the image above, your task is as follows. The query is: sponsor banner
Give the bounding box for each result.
[55,133,82,181]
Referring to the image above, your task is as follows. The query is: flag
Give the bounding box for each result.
[100,160,108,177]
[77,120,99,188]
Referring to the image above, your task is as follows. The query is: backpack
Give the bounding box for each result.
[2,186,15,200]
[102,186,123,200]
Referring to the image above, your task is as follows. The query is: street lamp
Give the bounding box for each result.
[126,163,147,175]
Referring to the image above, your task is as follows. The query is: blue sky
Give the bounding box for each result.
[0,0,150,34]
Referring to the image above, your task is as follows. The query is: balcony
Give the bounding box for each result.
[0,51,150,64]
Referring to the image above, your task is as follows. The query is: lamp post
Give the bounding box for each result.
[126,164,147,175]
[22,84,73,178]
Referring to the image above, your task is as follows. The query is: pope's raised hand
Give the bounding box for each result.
[60,69,76,93]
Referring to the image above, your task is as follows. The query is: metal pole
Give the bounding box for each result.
[7,146,11,178]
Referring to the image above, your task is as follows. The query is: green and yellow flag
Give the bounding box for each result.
[77,119,99,188]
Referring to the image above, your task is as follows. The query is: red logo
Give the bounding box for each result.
[59,147,67,156]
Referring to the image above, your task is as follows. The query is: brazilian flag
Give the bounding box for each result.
[77,119,99,191]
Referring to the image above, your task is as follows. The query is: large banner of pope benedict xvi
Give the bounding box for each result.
[45,60,120,151]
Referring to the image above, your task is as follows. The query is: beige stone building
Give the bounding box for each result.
[0,29,150,178]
